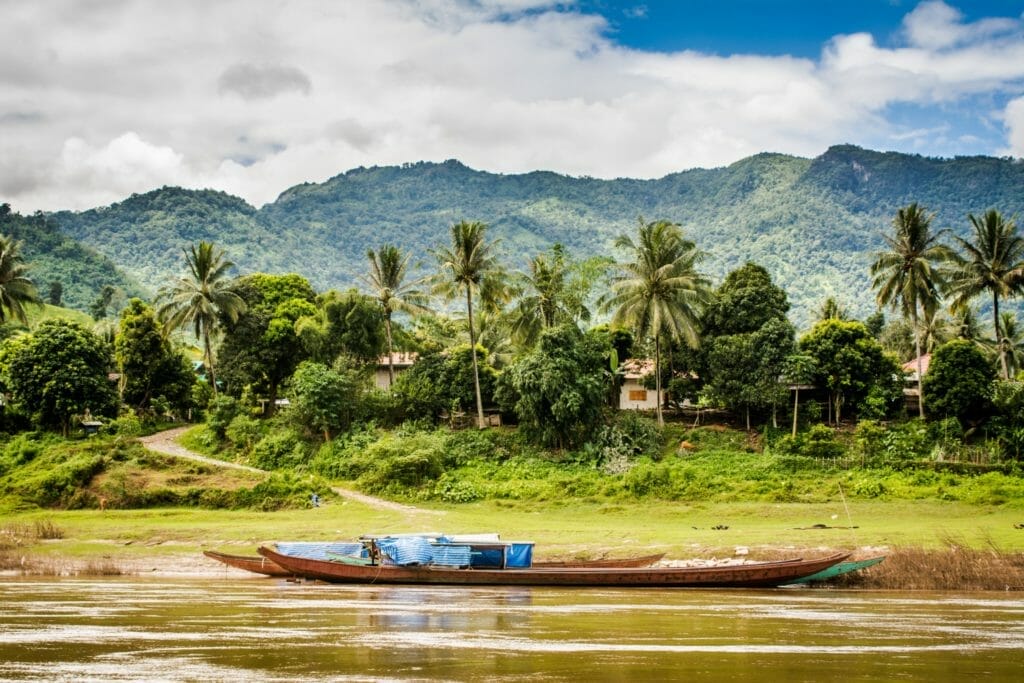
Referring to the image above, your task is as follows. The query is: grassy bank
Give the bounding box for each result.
[3,497,1023,589]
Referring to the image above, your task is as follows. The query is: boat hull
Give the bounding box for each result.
[258,546,850,588]
[202,550,666,576]
[203,550,292,577]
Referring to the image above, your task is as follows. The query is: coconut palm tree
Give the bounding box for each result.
[360,244,429,386]
[509,244,591,349]
[156,241,246,397]
[946,210,1024,379]
[431,221,504,429]
[602,218,710,426]
[0,234,41,325]
[870,203,951,417]
[996,311,1024,379]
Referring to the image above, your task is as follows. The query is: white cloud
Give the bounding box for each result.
[902,0,1020,49]
[1001,96,1024,157]
[1,0,1024,212]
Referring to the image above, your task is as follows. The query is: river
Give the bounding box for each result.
[2,577,1022,681]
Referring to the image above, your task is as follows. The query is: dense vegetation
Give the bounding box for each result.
[2,145,1023,517]
[33,145,1024,329]
[0,203,139,313]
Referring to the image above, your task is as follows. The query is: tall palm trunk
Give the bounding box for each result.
[791,386,800,438]
[994,293,1009,379]
[384,312,396,385]
[912,310,924,418]
[654,335,663,427]
[466,286,486,429]
[203,328,217,398]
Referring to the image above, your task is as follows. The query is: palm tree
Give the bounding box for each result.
[870,204,951,417]
[996,311,1024,379]
[602,218,710,426]
[946,210,1024,379]
[815,296,850,322]
[431,221,503,429]
[0,234,41,325]
[360,245,429,386]
[156,241,246,397]
[509,244,591,349]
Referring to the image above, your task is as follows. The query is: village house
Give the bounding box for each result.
[618,358,660,411]
[375,351,418,390]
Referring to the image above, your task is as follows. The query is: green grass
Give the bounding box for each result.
[5,497,1022,570]
[27,303,93,327]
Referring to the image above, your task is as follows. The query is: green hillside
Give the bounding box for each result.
[41,145,1024,329]
[0,204,139,312]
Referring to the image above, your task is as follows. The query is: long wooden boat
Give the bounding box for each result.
[203,549,666,576]
[785,555,886,584]
[535,553,666,569]
[258,545,850,588]
[203,550,293,577]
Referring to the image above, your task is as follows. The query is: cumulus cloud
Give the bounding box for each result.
[902,1,1020,49]
[1,0,1023,212]
[1002,96,1024,157]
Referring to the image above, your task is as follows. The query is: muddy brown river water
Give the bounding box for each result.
[2,577,1022,681]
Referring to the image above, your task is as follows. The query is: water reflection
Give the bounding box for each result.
[2,577,1023,681]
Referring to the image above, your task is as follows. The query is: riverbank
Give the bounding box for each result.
[3,501,1023,590]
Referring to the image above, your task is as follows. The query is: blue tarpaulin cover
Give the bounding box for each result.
[276,542,364,560]
[430,544,473,567]
[376,536,435,565]
[506,543,534,568]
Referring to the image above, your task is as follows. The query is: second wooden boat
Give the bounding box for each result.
[203,550,292,577]
[203,549,666,576]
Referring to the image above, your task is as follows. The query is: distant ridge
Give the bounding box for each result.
[43,145,1024,328]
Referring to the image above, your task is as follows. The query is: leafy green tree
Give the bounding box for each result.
[699,263,793,428]
[946,210,1024,379]
[2,319,118,434]
[48,281,63,307]
[871,203,951,417]
[361,245,429,384]
[288,360,367,441]
[114,298,194,415]
[431,220,505,428]
[217,273,316,412]
[603,218,710,426]
[701,262,790,337]
[921,339,996,426]
[391,345,499,423]
[496,324,611,449]
[0,234,40,325]
[296,289,386,365]
[157,241,246,397]
[703,317,795,430]
[799,318,902,423]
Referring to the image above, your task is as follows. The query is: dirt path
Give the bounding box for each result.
[139,426,437,515]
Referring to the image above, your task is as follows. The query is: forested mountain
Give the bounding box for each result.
[0,204,139,311]
[38,145,1024,329]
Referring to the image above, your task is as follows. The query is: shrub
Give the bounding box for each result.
[801,424,843,458]
[206,396,239,440]
[250,430,309,470]
[225,414,264,453]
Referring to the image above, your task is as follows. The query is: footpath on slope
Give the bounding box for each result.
[138,426,436,515]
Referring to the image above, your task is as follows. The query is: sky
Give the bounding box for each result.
[3,0,1024,212]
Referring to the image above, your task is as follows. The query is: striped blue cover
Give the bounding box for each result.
[275,542,364,561]
[375,536,434,566]
[430,544,473,567]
